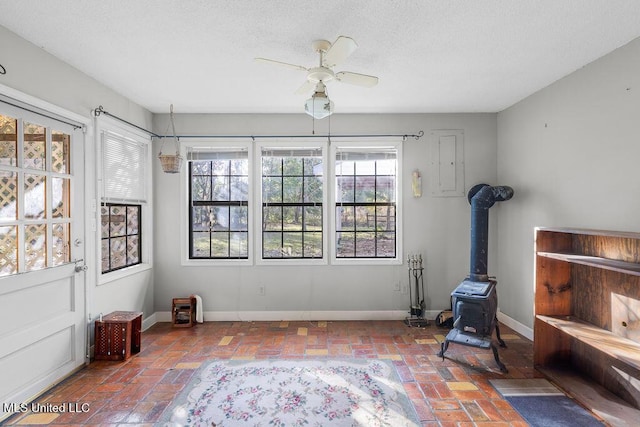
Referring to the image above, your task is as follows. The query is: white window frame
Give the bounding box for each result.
[255,139,329,266]
[329,138,403,266]
[96,116,152,284]
[181,139,254,266]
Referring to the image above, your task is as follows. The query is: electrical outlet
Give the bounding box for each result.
[258,285,266,296]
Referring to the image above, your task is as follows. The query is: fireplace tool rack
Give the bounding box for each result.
[404,254,429,327]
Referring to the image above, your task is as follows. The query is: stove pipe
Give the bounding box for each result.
[468,184,514,282]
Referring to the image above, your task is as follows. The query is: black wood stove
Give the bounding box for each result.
[437,183,514,373]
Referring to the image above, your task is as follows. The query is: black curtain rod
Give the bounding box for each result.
[1,97,83,130]
[94,105,161,137]
[93,105,424,141]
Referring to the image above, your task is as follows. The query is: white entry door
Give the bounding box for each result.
[0,101,86,421]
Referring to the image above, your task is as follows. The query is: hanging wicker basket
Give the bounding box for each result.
[158,104,182,173]
[158,150,183,174]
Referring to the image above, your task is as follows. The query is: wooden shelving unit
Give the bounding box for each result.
[534,227,640,424]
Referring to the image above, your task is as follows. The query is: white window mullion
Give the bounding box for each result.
[45,126,53,268]
[16,118,25,272]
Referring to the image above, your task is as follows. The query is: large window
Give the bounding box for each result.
[335,148,397,258]
[188,150,249,259]
[0,113,73,276]
[261,148,323,259]
[99,128,150,275]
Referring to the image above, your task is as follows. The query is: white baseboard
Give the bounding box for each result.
[153,310,442,323]
[497,310,533,341]
[142,312,157,331]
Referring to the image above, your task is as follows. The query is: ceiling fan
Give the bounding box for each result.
[255,36,379,118]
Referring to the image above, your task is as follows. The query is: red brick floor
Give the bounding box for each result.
[5,320,536,426]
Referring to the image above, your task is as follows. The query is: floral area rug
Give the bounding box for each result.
[161,358,420,426]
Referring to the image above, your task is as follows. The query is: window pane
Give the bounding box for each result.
[0,225,17,276]
[377,232,396,257]
[263,232,282,258]
[304,206,322,230]
[336,232,355,257]
[355,206,375,231]
[25,223,47,271]
[230,159,248,175]
[283,157,302,176]
[192,232,211,257]
[51,131,70,173]
[0,171,17,220]
[127,206,139,234]
[262,177,282,203]
[283,206,302,231]
[304,176,323,203]
[282,232,302,257]
[52,177,70,218]
[110,236,127,269]
[230,205,248,231]
[355,232,376,257]
[355,176,376,203]
[376,206,395,231]
[262,157,281,175]
[101,239,110,271]
[110,205,126,237]
[376,176,395,202]
[100,206,109,238]
[304,157,323,175]
[52,223,70,266]
[23,122,46,170]
[191,175,211,201]
[192,206,213,231]
[127,235,140,264]
[211,159,229,175]
[211,176,229,201]
[230,232,248,257]
[0,114,17,167]
[336,206,354,230]
[303,232,322,257]
[24,174,45,219]
[263,206,282,231]
[282,177,303,203]
[191,160,211,175]
[336,176,354,202]
[211,232,230,257]
[230,176,249,201]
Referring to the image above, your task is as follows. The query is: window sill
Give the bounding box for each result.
[99,263,152,285]
[330,257,403,266]
[182,258,253,267]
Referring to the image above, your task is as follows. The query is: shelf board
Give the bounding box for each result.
[537,252,640,276]
[536,315,640,371]
[536,365,640,427]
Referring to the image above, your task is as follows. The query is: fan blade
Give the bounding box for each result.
[295,80,316,95]
[254,57,308,72]
[335,71,379,87]
[323,36,358,68]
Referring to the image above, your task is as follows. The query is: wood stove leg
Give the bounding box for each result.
[495,318,507,348]
[437,339,449,360]
[491,342,508,373]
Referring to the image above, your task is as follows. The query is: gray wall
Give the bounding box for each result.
[0,25,155,322]
[496,37,640,329]
[152,113,498,318]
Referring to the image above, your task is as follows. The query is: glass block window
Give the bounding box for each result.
[101,204,141,273]
[335,148,397,258]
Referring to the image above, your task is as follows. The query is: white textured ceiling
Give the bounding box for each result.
[1,0,640,114]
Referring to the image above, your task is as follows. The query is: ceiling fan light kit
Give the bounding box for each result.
[305,81,334,119]
[256,36,378,118]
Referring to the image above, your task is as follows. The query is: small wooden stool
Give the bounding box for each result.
[172,297,196,327]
